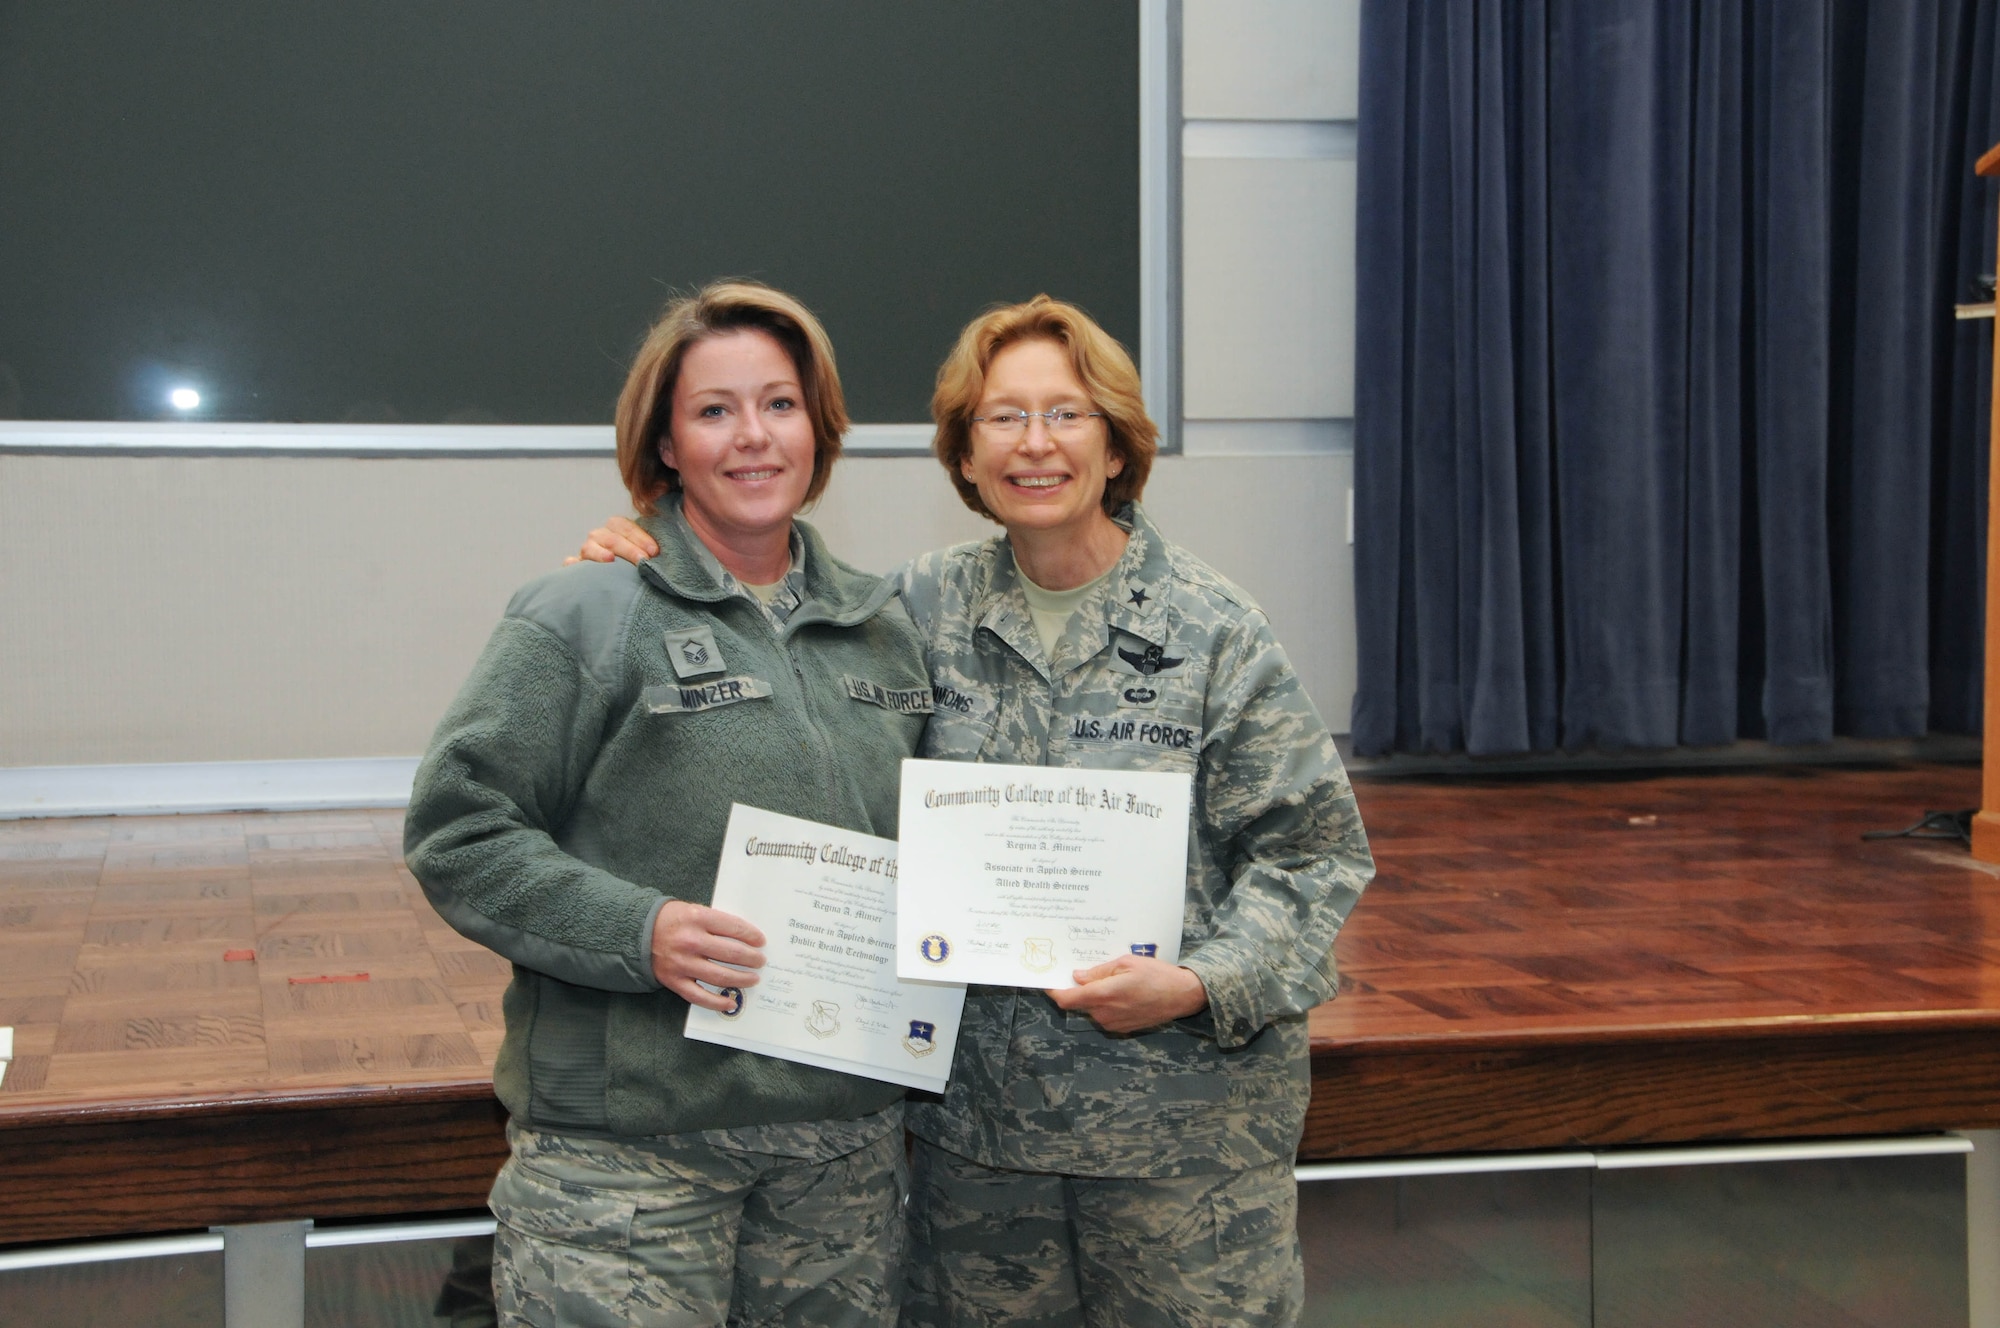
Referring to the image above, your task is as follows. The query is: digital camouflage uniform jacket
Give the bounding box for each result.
[896,504,1374,1178]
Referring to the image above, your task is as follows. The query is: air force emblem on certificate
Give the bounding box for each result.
[1130,943,1158,958]
[664,626,725,678]
[903,1020,937,1057]
[805,1000,841,1039]
[1020,937,1056,972]
[917,933,951,965]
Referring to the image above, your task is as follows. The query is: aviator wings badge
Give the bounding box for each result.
[1117,642,1184,676]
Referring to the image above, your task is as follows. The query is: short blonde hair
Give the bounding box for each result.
[615,281,848,515]
[931,295,1158,522]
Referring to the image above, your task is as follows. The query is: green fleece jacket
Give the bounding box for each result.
[405,506,929,1138]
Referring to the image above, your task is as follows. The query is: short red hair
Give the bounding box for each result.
[930,295,1158,522]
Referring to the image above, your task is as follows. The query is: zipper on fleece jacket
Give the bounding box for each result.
[782,640,846,826]
[748,598,850,830]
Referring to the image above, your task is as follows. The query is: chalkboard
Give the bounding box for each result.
[0,3,1139,424]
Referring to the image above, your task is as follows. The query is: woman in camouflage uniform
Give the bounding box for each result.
[579,295,1372,1327]
[894,297,1372,1327]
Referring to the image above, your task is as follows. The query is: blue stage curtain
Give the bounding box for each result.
[1351,0,1997,756]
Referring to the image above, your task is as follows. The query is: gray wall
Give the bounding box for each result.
[1178,0,1361,726]
[0,451,1351,764]
[0,2,1363,771]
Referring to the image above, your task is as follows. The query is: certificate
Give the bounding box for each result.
[683,804,966,1092]
[895,759,1192,988]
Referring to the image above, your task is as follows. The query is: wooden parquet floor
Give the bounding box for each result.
[0,809,508,1110]
[1313,760,1998,1049]
[0,759,1990,1116]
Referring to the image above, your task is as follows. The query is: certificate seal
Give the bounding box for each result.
[903,1019,938,1058]
[716,986,745,1016]
[805,1000,841,1039]
[1021,937,1056,972]
[918,933,952,965]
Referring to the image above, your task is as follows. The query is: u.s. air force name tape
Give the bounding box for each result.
[843,676,936,714]
[1066,715,1203,750]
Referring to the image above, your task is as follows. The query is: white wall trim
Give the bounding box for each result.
[1139,0,1183,452]
[1297,1151,1595,1183]
[0,421,936,457]
[1594,1135,1974,1171]
[0,1233,225,1273]
[305,1217,498,1249]
[1295,1134,1975,1184]
[1181,419,1353,456]
[0,758,418,819]
[0,1217,500,1273]
[1184,119,1357,160]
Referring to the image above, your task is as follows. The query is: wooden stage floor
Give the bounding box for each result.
[1,759,1995,1243]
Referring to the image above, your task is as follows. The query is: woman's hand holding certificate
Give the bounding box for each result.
[895,758,1193,989]
[683,804,966,1092]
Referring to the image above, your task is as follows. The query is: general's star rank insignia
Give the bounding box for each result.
[1128,587,1149,607]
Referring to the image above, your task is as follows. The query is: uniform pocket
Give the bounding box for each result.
[489,1154,637,1328]
[1207,1160,1297,1254]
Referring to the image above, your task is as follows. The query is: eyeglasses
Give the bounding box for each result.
[970,408,1105,439]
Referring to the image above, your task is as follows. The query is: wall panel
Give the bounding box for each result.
[0,453,1354,767]
[1183,0,1361,120]
[1184,159,1357,420]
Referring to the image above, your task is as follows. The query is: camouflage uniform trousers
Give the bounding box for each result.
[901,1138,1302,1328]
[490,1120,907,1328]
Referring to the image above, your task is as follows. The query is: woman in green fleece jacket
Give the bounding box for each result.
[405,281,932,1328]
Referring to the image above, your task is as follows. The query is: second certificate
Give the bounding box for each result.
[895,758,1192,988]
